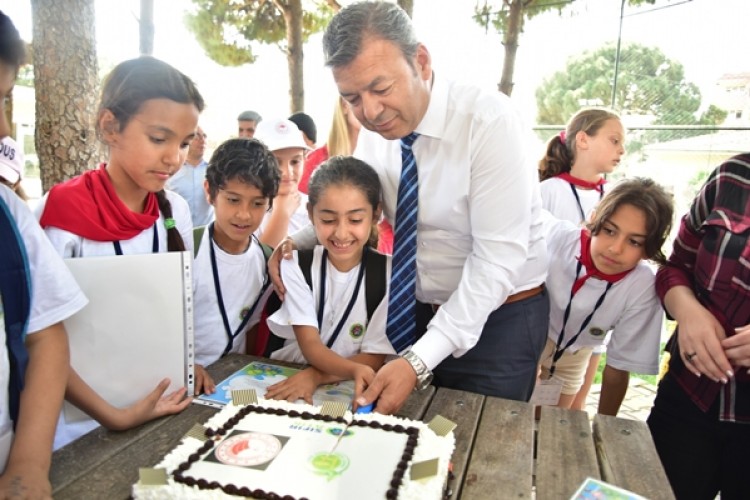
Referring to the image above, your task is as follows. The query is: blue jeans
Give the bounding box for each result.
[417,288,549,401]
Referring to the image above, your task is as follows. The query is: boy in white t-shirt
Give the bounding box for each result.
[193,138,280,395]
[254,117,312,247]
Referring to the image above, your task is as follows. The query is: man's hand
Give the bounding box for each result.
[194,365,215,395]
[265,368,320,404]
[357,358,417,415]
[268,238,295,301]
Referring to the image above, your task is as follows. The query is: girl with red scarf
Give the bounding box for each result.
[538,108,625,411]
[535,178,673,415]
[35,56,204,449]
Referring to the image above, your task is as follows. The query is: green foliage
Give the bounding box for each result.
[184,0,334,67]
[473,0,570,33]
[472,0,660,36]
[535,43,726,148]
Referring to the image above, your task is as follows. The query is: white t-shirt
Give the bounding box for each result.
[193,228,270,367]
[268,247,395,364]
[0,186,88,467]
[34,190,193,257]
[256,193,311,241]
[542,219,662,375]
[540,176,603,226]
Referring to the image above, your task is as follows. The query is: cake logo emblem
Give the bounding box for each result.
[239,306,251,320]
[211,432,286,470]
[349,323,365,340]
[309,452,349,480]
[327,427,353,439]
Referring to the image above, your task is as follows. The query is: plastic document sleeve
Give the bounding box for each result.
[61,251,195,423]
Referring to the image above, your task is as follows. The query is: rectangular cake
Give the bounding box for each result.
[133,399,455,499]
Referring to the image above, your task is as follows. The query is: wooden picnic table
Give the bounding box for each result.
[50,353,674,499]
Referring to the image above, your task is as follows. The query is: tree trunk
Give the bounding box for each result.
[31,0,100,192]
[278,0,304,113]
[499,0,524,96]
[397,0,414,18]
[140,0,155,56]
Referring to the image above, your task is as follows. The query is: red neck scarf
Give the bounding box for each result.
[39,164,159,241]
[572,229,631,294]
[557,172,606,194]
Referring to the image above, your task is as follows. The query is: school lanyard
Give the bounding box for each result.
[208,223,269,356]
[568,183,604,224]
[549,261,612,377]
[112,223,158,255]
[317,246,368,349]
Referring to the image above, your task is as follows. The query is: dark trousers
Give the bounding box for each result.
[647,372,750,500]
[416,288,549,401]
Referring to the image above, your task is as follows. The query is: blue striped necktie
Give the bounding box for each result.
[386,132,420,353]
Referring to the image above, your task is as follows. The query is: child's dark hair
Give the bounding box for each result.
[0,11,26,70]
[97,56,204,139]
[307,156,382,248]
[586,177,673,265]
[205,138,281,204]
[539,108,620,181]
[98,56,205,252]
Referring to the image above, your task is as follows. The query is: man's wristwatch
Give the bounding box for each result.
[401,350,433,391]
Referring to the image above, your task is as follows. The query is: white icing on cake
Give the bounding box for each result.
[133,399,455,500]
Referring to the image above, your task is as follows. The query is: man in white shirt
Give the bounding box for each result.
[277,1,549,413]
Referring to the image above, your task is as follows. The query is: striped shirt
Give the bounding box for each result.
[655,153,750,422]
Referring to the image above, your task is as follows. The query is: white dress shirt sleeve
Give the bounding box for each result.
[411,94,544,370]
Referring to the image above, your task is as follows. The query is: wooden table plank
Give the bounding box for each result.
[461,396,534,500]
[593,414,675,500]
[396,384,436,420]
[422,387,485,500]
[536,406,600,500]
[51,353,251,498]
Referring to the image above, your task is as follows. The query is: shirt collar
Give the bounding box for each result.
[414,72,448,141]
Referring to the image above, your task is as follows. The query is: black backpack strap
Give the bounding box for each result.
[264,248,385,356]
[364,249,387,323]
[297,249,314,289]
[0,197,31,428]
[262,249,315,357]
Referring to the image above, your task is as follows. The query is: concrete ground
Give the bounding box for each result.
[584,377,658,421]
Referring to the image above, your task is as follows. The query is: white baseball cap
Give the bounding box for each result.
[255,118,311,152]
[0,137,24,185]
